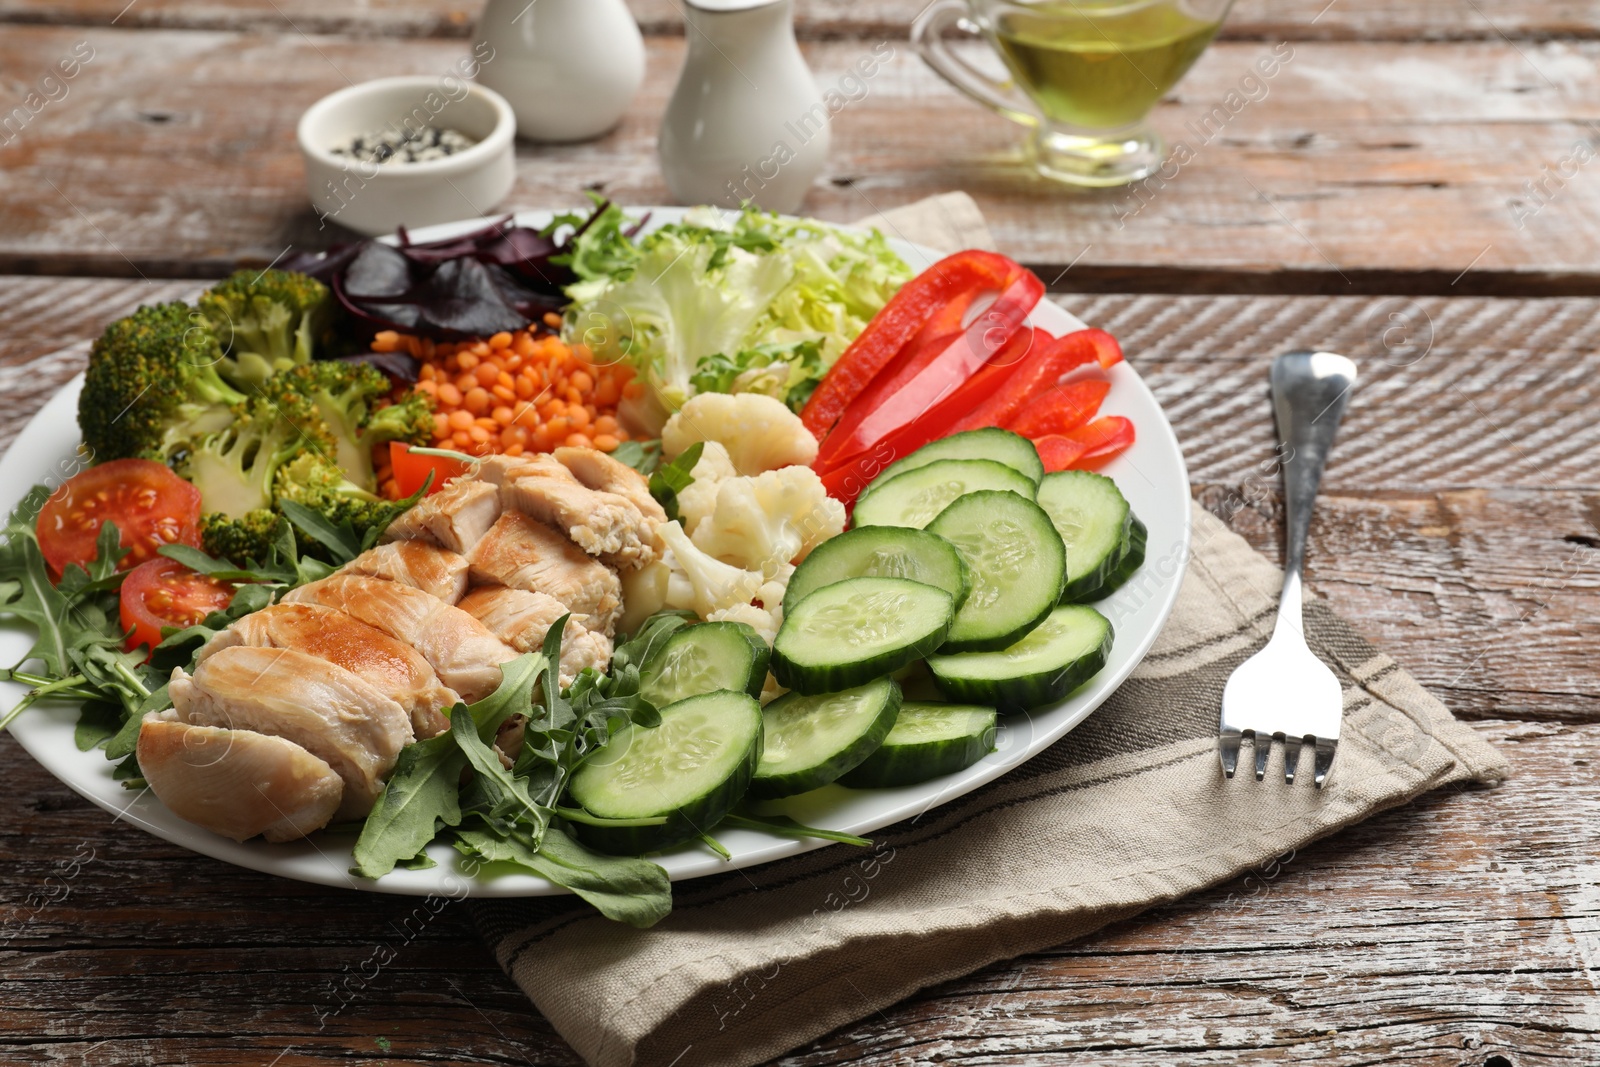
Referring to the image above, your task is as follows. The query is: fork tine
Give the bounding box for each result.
[1313,737,1337,788]
[1253,732,1274,781]
[1219,728,1241,778]
[1283,736,1301,785]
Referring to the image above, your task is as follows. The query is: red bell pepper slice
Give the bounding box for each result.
[946,328,1122,437]
[390,442,468,498]
[816,327,1038,506]
[817,267,1046,471]
[1040,416,1136,472]
[1033,434,1090,473]
[1005,379,1111,439]
[800,250,1016,440]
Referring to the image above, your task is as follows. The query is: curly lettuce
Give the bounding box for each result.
[562,205,911,429]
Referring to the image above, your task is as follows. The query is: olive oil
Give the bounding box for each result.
[990,1,1223,130]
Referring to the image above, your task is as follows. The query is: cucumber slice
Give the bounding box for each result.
[1100,515,1148,596]
[638,621,770,705]
[929,605,1113,712]
[853,459,1037,530]
[568,690,762,855]
[783,526,970,614]
[839,701,997,788]
[749,677,901,798]
[859,428,1045,504]
[773,577,954,695]
[927,490,1066,652]
[1036,471,1133,604]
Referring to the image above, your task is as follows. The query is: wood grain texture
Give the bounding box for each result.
[0,0,1596,42]
[2,286,1596,1063]
[1,720,1591,1065]
[4,28,1600,290]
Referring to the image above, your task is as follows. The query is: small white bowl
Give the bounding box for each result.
[298,76,516,238]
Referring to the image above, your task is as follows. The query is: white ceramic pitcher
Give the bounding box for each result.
[658,0,829,212]
[473,0,646,143]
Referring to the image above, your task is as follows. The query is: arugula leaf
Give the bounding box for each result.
[720,809,872,848]
[0,489,76,677]
[156,544,266,583]
[103,703,145,761]
[73,700,123,752]
[467,651,549,736]
[278,499,363,565]
[456,823,671,929]
[352,731,466,878]
[612,609,696,672]
[647,442,704,523]
[609,438,663,476]
[450,703,548,833]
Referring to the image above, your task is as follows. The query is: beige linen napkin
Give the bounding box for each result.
[470,195,1508,1067]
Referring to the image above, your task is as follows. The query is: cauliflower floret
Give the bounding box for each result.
[662,392,818,476]
[708,573,787,647]
[658,520,764,620]
[708,602,780,646]
[618,558,671,637]
[676,440,739,537]
[691,466,846,578]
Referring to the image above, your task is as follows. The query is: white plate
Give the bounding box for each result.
[0,209,1191,897]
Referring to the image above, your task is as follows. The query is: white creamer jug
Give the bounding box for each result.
[473,0,646,143]
[658,0,830,212]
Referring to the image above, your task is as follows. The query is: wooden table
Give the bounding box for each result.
[1,3,1596,1065]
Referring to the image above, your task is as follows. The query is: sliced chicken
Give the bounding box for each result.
[480,453,657,570]
[553,446,667,525]
[169,646,413,820]
[458,586,614,685]
[382,476,501,554]
[137,714,344,843]
[344,541,470,604]
[197,603,459,739]
[284,572,519,701]
[465,511,622,634]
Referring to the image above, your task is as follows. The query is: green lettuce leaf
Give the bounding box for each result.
[563,206,912,425]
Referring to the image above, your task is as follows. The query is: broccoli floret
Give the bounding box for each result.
[198,510,286,566]
[275,451,405,546]
[276,362,432,490]
[181,382,330,519]
[198,269,331,388]
[366,390,434,451]
[78,302,249,462]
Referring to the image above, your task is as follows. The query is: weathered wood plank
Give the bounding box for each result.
[2,29,1599,290]
[1,0,1596,43]
[0,720,1589,1065]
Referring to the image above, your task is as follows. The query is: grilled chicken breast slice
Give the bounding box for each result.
[382,476,501,554]
[464,511,622,634]
[344,541,470,604]
[284,573,519,701]
[481,453,657,570]
[552,446,668,525]
[169,646,413,820]
[137,715,344,842]
[197,603,460,739]
[457,586,614,685]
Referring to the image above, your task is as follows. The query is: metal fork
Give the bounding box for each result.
[1220,350,1358,787]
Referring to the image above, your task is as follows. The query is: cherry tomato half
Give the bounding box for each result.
[36,458,202,579]
[119,558,236,652]
[390,442,468,499]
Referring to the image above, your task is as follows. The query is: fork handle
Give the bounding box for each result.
[1270,351,1358,635]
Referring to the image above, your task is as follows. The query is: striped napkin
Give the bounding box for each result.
[469,195,1507,1067]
